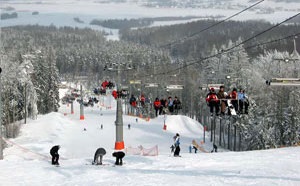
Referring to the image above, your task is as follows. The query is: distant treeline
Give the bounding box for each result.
[1,12,18,20]
[89,16,220,30]
[90,18,154,29]
[120,19,300,58]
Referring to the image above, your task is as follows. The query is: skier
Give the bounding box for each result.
[153,98,161,117]
[206,88,220,116]
[112,151,125,166]
[93,148,106,165]
[50,145,60,165]
[168,97,174,114]
[217,86,227,116]
[238,89,249,114]
[173,96,182,115]
[173,133,181,157]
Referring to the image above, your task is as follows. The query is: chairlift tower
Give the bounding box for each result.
[106,60,133,150]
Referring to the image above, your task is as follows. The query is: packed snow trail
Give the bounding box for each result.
[1,93,300,185]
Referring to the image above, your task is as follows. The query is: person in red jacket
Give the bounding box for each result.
[101,80,109,89]
[206,88,220,116]
[112,90,118,99]
[140,94,146,107]
[153,98,161,117]
[229,88,238,112]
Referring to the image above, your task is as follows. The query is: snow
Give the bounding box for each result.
[1,88,300,185]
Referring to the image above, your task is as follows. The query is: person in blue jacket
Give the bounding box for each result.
[173,133,180,157]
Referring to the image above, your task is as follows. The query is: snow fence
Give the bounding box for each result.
[125,145,158,156]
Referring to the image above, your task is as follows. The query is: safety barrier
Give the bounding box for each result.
[125,145,159,156]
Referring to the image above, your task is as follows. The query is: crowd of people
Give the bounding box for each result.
[127,94,182,117]
[153,96,182,116]
[205,85,249,116]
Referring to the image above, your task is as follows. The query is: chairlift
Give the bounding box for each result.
[129,80,142,84]
[266,78,300,86]
[166,85,184,90]
[145,83,158,88]
[121,85,129,90]
[200,84,224,90]
[207,84,224,90]
[108,63,114,70]
[126,63,133,70]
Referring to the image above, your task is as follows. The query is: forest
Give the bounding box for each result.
[1,17,300,150]
[120,19,300,58]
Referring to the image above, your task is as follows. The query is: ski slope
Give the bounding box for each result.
[1,90,300,185]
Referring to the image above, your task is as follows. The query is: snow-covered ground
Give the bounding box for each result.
[1,89,300,185]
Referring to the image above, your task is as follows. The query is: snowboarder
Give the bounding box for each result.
[189,143,198,153]
[128,124,131,130]
[153,98,161,117]
[50,145,60,165]
[112,151,125,166]
[173,133,181,157]
[217,86,227,116]
[211,144,218,153]
[92,148,106,165]
[206,88,220,116]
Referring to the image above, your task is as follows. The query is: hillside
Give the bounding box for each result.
[1,91,300,185]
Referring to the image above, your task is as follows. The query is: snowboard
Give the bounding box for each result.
[226,100,237,116]
[192,140,208,153]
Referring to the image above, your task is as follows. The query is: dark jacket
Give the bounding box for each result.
[50,145,60,155]
[112,151,125,158]
[95,148,106,156]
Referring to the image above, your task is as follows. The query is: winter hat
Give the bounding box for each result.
[210,87,215,91]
